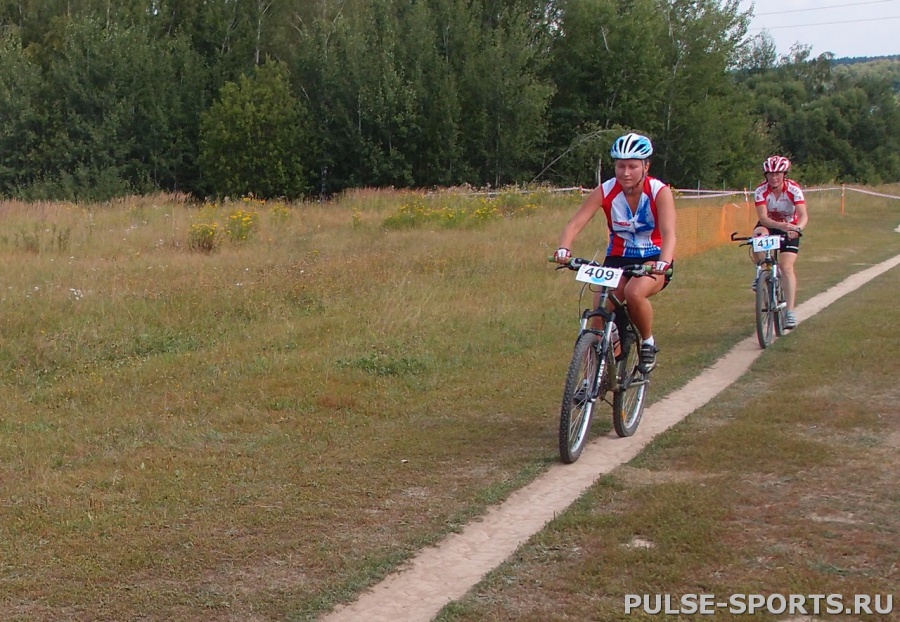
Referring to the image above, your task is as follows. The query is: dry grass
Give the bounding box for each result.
[0,187,897,621]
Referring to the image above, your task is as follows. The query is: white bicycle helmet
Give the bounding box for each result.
[610,133,653,160]
[763,155,791,173]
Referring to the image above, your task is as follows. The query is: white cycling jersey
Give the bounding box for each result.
[754,179,805,226]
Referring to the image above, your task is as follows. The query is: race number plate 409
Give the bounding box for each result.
[575,265,623,288]
[751,235,781,252]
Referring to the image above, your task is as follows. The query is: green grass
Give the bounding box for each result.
[0,186,898,621]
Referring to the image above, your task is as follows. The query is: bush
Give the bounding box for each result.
[188,222,221,253]
[224,208,259,242]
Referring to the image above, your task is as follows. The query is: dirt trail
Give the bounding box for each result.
[322,255,900,622]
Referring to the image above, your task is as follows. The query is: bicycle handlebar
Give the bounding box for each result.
[730,230,803,244]
[547,256,673,277]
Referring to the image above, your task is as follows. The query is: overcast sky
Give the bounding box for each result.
[739,0,900,59]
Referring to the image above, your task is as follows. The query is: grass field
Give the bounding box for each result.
[436,248,900,622]
[0,186,897,621]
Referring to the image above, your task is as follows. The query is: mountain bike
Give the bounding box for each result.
[731,231,794,349]
[551,257,666,463]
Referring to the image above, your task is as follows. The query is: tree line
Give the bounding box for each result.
[1,0,898,202]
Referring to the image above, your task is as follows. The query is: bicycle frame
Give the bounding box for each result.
[577,291,616,363]
[755,247,779,280]
[569,261,642,395]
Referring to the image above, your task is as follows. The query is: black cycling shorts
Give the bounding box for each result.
[755,223,800,254]
[603,255,673,289]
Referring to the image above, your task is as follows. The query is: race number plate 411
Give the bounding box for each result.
[575,265,623,288]
[752,235,781,252]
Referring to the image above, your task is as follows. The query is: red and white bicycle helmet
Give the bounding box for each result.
[763,155,791,173]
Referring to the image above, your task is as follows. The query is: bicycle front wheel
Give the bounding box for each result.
[755,273,775,348]
[559,331,605,463]
[612,334,648,437]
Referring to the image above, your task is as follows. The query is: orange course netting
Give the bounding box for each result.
[673,184,900,258]
[674,198,757,258]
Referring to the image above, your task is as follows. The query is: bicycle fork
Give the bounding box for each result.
[591,338,614,406]
[756,263,787,312]
[769,265,787,312]
[754,261,769,285]
[578,323,616,407]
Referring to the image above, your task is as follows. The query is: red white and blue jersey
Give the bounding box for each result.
[600,176,667,259]
[754,179,805,226]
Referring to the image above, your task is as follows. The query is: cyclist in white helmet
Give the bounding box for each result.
[553,132,677,373]
[752,155,808,330]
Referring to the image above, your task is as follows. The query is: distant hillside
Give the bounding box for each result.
[831,56,900,91]
[833,55,900,65]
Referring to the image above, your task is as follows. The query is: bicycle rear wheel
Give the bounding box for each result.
[612,329,648,437]
[755,273,775,348]
[559,331,606,463]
